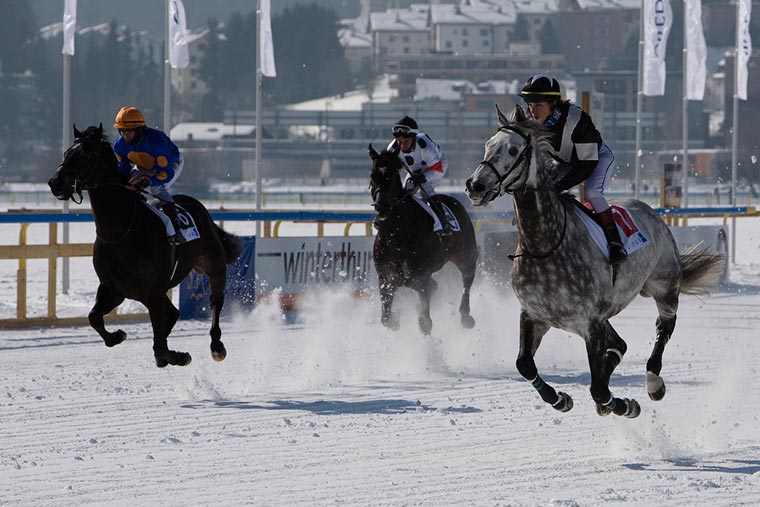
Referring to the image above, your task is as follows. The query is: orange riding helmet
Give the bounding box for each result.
[113,106,146,129]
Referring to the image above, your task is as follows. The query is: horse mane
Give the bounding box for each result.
[508,119,559,176]
[77,125,120,170]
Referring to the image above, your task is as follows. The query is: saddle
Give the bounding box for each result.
[568,198,649,259]
[415,196,461,233]
[143,201,200,244]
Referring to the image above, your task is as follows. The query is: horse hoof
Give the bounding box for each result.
[211,346,227,362]
[460,314,475,329]
[552,391,573,412]
[596,403,612,417]
[419,318,433,336]
[382,318,400,331]
[622,398,641,418]
[104,330,126,347]
[155,351,192,367]
[646,371,666,401]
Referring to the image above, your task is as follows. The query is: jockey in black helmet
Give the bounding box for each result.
[521,74,626,266]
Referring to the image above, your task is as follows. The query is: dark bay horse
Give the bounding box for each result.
[464,106,724,418]
[369,144,478,335]
[48,125,242,367]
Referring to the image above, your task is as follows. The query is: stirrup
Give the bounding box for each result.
[609,243,626,266]
[169,232,187,245]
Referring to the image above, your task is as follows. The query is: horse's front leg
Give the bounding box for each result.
[207,268,228,362]
[410,274,433,336]
[586,321,640,418]
[515,311,573,412]
[378,269,399,331]
[88,283,126,347]
[149,294,191,368]
[458,268,476,329]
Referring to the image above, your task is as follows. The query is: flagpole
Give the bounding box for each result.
[62,51,71,294]
[731,0,741,264]
[61,0,77,295]
[164,0,171,133]
[255,0,263,237]
[634,0,644,200]
[681,0,689,208]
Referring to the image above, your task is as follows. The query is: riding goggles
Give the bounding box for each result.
[392,125,415,137]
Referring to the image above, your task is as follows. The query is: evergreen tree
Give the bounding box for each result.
[266,4,354,104]
[538,20,561,55]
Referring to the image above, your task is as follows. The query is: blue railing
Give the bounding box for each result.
[0,206,756,224]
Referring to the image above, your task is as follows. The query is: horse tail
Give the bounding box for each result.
[214,224,243,265]
[679,245,725,295]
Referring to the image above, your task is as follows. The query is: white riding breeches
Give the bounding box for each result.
[411,194,443,231]
[583,143,615,213]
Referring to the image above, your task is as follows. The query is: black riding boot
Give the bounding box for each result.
[163,202,186,245]
[427,198,452,236]
[598,208,626,266]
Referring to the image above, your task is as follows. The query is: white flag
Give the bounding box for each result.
[62,0,77,56]
[642,0,673,96]
[169,0,189,69]
[737,0,753,100]
[685,0,707,100]
[260,0,277,77]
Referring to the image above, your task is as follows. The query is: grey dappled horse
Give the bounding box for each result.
[464,105,724,419]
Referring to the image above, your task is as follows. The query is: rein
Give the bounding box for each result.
[508,200,568,261]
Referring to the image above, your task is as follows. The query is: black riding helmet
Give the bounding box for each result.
[520,74,561,103]
[392,115,418,138]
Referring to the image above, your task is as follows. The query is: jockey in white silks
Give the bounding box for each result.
[386,115,452,235]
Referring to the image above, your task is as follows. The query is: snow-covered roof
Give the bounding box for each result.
[369,8,428,32]
[430,4,517,25]
[574,0,640,11]
[286,75,397,112]
[415,78,514,101]
[338,18,371,49]
[170,122,255,142]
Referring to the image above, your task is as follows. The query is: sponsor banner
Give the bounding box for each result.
[255,236,376,295]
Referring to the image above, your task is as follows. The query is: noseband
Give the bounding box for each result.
[478,126,533,200]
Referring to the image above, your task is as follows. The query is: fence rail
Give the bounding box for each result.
[0,206,756,328]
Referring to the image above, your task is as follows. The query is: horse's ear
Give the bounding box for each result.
[495,103,509,129]
[73,124,83,139]
[391,144,400,157]
[97,123,103,136]
[368,143,379,161]
[514,104,527,123]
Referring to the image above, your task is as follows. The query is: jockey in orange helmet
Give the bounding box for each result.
[113,106,186,245]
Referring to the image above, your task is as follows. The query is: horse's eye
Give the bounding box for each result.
[509,147,519,157]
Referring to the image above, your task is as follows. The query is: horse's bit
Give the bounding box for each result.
[477,126,533,200]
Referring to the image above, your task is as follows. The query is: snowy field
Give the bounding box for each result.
[0,204,759,506]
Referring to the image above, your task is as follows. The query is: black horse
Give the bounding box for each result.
[368,144,478,335]
[48,125,242,367]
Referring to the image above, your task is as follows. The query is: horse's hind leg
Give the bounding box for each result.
[89,283,126,347]
[207,269,228,362]
[149,294,191,368]
[411,275,434,335]
[646,293,679,401]
[515,311,573,412]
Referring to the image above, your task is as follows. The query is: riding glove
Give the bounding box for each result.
[410,172,426,187]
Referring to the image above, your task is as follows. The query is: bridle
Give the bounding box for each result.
[477,126,533,201]
[58,139,104,204]
[478,125,567,261]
